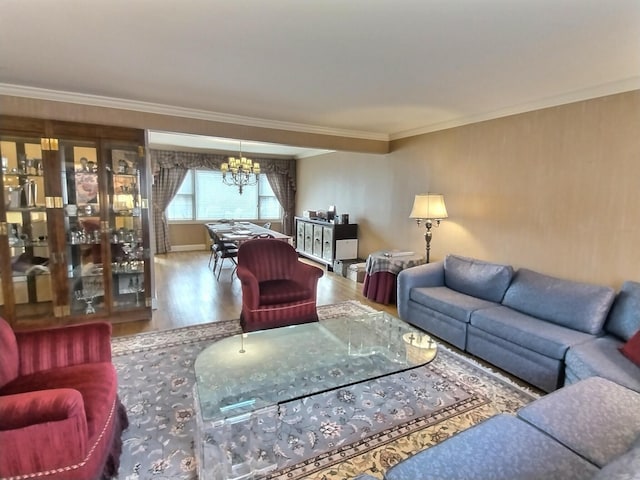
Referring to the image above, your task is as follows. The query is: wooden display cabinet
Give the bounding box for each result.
[0,116,152,327]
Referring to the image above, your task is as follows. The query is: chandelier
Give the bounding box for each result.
[220,141,261,194]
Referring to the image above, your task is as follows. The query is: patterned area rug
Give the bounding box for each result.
[113,301,538,479]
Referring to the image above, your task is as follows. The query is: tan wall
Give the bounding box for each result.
[297,90,640,288]
[169,224,211,249]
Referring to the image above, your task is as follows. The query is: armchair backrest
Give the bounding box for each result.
[0,317,19,388]
[238,239,299,282]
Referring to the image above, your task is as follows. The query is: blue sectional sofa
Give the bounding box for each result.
[564,280,640,391]
[397,254,640,392]
[354,377,640,480]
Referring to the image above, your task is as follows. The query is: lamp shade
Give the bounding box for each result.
[409,194,448,220]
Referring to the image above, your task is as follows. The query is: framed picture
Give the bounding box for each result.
[75,171,99,204]
[112,149,138,174]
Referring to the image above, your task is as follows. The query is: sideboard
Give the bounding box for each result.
[295,216,358,270]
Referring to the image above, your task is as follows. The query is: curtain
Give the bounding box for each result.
[266,167,296,236]
[152,166,188,254]
[150,149,297,241]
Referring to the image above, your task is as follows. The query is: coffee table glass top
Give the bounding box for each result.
[194,311,437,422]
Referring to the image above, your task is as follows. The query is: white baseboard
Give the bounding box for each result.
[171,244,207,252]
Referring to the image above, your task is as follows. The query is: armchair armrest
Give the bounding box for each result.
[397,261,445,319]
[0,388,87,430]
[15,321,112,376]
[237,265,260,308]
[292,261,324,295]
[0,389,88,476]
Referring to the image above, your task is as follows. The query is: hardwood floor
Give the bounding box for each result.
[111,251,398,337]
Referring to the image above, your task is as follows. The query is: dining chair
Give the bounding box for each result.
[252,233,274,239]
[206,226,218,268]
[206,225,237,269]
[212,231,239,280]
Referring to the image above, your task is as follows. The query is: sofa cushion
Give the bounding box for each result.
[0,317,18,389]
[443,255,514,303]
[592,443,640,480]
[470,305,594,360]
[606,280,640,341]
[409,286,498,323]
[383,414,598,480]
[620,329,640,367]
[518,377,640,468]
[564,336,640,392]
[502,268,615,334]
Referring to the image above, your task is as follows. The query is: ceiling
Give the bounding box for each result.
[1,0,639,153]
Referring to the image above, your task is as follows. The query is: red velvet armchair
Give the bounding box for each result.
[0,317,128,480]
[237,238,324,332]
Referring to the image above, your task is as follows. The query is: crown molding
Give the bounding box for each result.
[390,77,640,141]
[4,79,638,145]
[0,83,389,142]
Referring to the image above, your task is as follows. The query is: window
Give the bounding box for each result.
[166,170,194,220]
[167,169,281,221]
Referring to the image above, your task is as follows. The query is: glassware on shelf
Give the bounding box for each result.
[4,185,22,209]
[23,179,37,207]
[8,224,20,246]
[127,276,145,306]
[75,288,98,314]
[64,204,78,216]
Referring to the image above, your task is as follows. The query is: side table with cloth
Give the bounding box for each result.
[363,251,425,304]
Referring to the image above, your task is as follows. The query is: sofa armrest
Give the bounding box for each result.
[0,389,88,477]
[397,261,445,319]
[15,321,112,376]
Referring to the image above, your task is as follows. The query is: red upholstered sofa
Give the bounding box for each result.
[0,317,128,480]
[237,238,324,332]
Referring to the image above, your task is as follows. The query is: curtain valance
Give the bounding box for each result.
[150,149,296,189]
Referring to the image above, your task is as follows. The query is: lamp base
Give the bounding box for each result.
[424,220,433,263]
[417,218,441,263]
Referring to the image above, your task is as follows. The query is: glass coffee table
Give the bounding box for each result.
[194,311,437,480]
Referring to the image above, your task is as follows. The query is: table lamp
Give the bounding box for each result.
[409,193,448,263]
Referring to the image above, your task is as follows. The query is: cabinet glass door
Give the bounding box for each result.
[0,136,52,321]
[108,147,146,311]
[60,139,106,316]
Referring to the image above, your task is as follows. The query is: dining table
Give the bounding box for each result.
[205,221,292,245]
